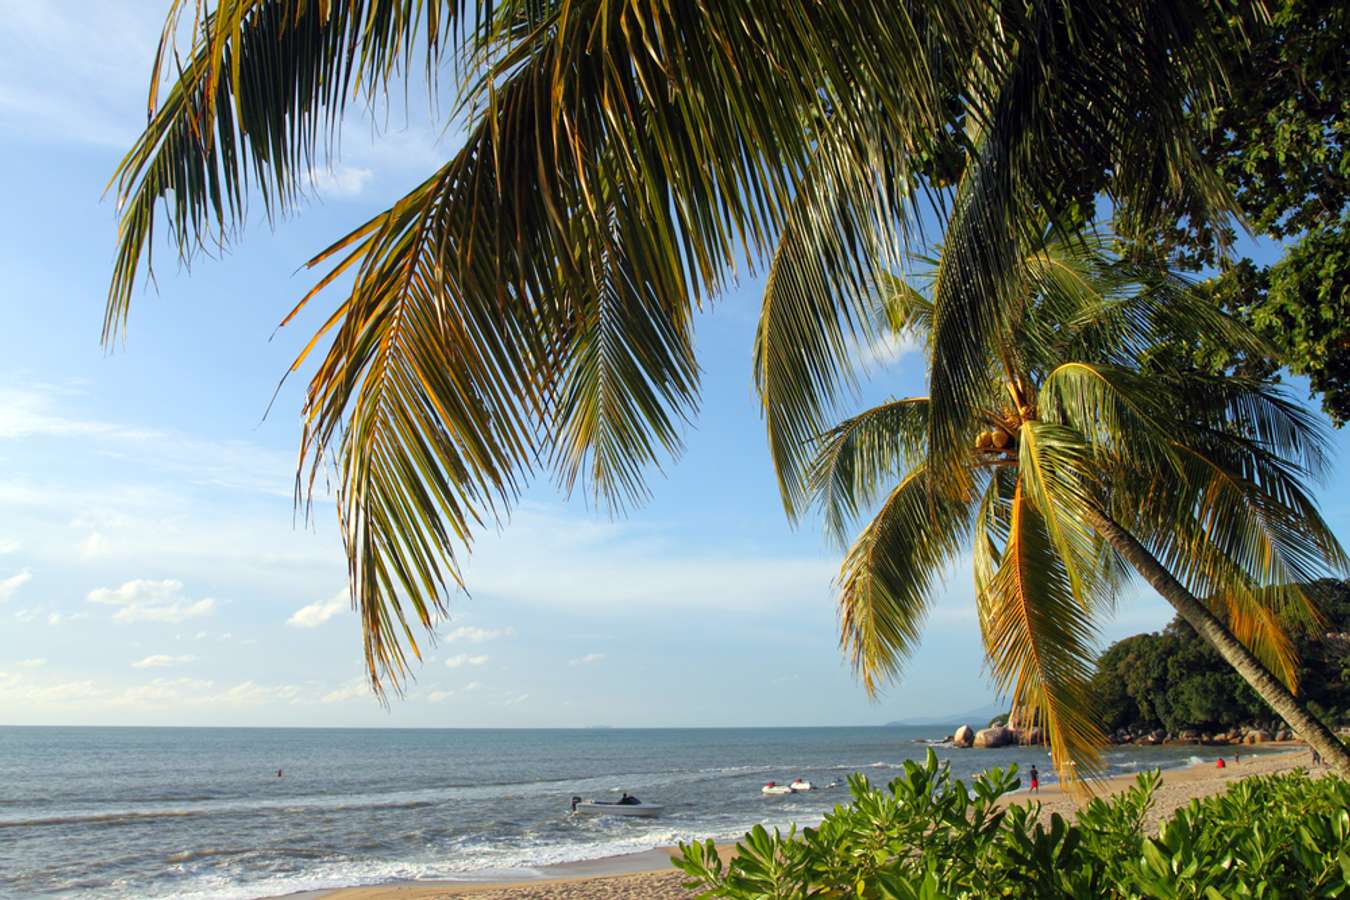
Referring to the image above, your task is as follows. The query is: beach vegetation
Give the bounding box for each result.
[675,750,1350,898]
[107,0,1271,695]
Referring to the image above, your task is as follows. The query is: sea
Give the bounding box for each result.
[0,726,1268,899]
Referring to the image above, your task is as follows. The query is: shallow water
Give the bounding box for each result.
[0,726,1266,898]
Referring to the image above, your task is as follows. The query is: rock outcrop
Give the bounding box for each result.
[973,726,1014,748]
[952,725,975,748]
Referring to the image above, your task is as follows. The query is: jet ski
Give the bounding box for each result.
[788,779,813,792]
[761,781,794,795]
[570,795,663,817]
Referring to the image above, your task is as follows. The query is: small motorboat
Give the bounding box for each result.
[570,796,663,817]
[761,781,794,796]
[789,778,813,792]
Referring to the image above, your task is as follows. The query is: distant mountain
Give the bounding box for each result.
[885,702,1005,728]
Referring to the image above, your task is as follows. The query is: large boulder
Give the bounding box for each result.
[1276,728,1293,742]
[1017,726,1043,746]
[952,725,975,748]
[973,726,1015,748]
[1177,729,1200,744]
[1245,729,1273,744]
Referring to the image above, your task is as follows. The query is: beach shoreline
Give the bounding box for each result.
[308,745,1316,900]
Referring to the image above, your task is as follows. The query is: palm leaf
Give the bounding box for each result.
[980,479,1108,787]
[808,398,930,546]
[837,465,975,695]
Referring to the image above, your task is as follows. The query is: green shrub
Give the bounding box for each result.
[674,750,1350,898]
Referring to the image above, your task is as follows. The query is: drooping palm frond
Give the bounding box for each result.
[808,398,930,546]
[550,186,700,510]
[107,0,473,341]
[1016,421,1124,617]
[837,465,976,696]
[980,481,1108,786]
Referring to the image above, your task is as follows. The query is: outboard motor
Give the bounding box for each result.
[570,795,582,812]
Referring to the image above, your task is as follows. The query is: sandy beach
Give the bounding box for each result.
[318,746,1317,900]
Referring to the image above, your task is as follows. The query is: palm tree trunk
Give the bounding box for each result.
[1084,506,1350,777]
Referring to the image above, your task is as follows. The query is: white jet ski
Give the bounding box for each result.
[761,781,794,795]
[788,779,813,792]
[570,795,663,817]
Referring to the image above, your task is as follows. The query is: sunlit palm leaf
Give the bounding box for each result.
[838,465,975,695]
[808,398,930,546]
[107,0,469,340]
[981,480,1108,787]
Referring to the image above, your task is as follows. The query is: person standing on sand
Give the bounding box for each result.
[1312,749,1322,767]
[1029,765,1039,792]
[1216,757,1226,769]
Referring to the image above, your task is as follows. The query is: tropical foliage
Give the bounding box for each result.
[780,221,1349,782]
[1092,580,1350,734]
[109,0,1265,689]
[674,750,1350,898]
[1135,0,1350,424]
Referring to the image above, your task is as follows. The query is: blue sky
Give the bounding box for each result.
[2,2,1348,729]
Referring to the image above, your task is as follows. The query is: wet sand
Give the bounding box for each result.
[316,746,1317,900]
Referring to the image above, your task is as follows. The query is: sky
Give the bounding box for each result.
[2,1,1349,729]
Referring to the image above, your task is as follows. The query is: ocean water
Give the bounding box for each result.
[0,726,1264,899]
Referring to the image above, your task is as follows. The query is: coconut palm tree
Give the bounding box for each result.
[108,0,1262,689]
[781,224,1350,779]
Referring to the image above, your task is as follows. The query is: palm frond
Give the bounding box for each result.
[1017,421,1123,616]
[808,398,930,546]
[837,465,975,695]
[107,0,469,341]
[981,480,1108,787]
[550,186,700,510]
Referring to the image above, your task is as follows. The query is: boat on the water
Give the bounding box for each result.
[789,778,813,791]
[570,796,663,817]
[761,781,794,795]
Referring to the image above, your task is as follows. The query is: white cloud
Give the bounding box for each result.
[307,165,374,198]
[463,681,481,692]
[77,532,110,559]
[503,692,530,706]
[0,538,18,554]
[87,578,216,624]
[443,625,514,644]
[0,569,31,602]
[569,653,605,666]
[47,611,86,626]
[131,654,195,670]
[14,657,46,668]
[287,590,348,628]
[321,678,370,704]
[426,688,456,703]
[445,654,489,669]
[461,506,837,614]
[856,331,922,369]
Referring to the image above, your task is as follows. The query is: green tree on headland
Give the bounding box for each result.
[773,216,1350,780]
[1092,580,1350,734]
[107,1,1264,693]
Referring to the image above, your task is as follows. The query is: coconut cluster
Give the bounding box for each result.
[974,409,1025,460]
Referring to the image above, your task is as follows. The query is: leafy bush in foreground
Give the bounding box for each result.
[674,750,1350,898]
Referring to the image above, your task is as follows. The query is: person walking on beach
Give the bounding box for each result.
[1028,765,1039,793]
[1312,748,1322,767]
